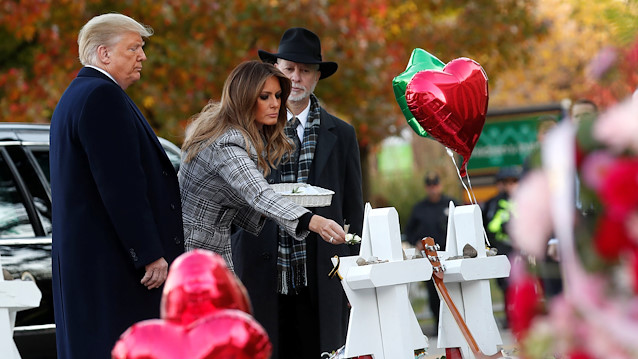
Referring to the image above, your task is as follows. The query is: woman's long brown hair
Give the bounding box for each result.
[182,61,293,176]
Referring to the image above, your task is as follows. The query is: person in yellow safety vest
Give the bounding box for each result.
[488,198,515,244]
[481,166,521,328]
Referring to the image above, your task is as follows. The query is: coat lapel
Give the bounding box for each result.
[78,67,172,167]
[309,109,337,183]
[125,96,173,166]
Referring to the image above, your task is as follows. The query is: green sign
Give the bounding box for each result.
[468,111,561,171]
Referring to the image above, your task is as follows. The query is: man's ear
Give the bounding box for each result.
[97,45,110,64]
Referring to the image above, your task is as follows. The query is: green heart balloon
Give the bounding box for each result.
[392,48,445,137]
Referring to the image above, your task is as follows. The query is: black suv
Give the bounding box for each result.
[0,123,182,359]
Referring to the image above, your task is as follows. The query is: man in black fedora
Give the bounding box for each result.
[232,27,364,358]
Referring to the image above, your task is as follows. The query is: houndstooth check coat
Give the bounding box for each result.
[178,128,310,270]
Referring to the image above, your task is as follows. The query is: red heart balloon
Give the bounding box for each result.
[112,310,272,359]
[161,250,251,326]
[406,58,488,175]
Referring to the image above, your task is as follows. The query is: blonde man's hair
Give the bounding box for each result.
[78,13,153,66]
[182,61,293,176]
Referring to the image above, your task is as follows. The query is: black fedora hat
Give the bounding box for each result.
[258,27,338,80]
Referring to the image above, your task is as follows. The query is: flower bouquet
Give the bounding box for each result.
[507,93,638,359]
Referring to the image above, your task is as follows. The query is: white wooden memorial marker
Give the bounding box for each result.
[0,253,42,359]
[435,203,511,358]
[332,203,432,359]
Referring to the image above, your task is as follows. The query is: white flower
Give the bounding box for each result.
[345,233,362,245]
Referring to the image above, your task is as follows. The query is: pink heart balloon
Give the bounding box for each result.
[406,58,488,175]
[111,310,272,359]
[161,250,252,326]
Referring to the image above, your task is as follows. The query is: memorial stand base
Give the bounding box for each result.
[446,348,463,359]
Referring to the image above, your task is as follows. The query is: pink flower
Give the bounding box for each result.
[509,170,553,258]
[586,46,617,80]
[625,210,638,245]
[598,158,638,219]
[580,150,615,191]
[594,98,638,154]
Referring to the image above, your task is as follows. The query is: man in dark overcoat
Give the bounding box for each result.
[232,27,364,358]
[49,13,184,359]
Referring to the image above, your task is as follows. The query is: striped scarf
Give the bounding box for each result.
[277,94,321,294]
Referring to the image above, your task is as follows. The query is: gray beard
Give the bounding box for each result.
[288,90,310,102]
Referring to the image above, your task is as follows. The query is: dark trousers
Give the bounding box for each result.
[278,287,320,358]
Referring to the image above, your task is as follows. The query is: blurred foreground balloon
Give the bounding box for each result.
[392,48,445,137]
[112,310,271,359]
[112,250,271,359]
[161,249,251,326]
[394,49,489,176]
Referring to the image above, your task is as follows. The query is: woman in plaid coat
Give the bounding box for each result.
[178,61,344,271]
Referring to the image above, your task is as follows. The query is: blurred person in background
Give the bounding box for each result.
[405,171,460,328]
[482,166,522,326]
[523,116,563,299]
[570,98,598,125]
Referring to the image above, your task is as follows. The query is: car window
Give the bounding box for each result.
[6,146,52,236]
[0,150,36,238]
[159,137,182,172]
[31,148,50,183]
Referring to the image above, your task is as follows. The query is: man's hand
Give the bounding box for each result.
[141,257,168,290]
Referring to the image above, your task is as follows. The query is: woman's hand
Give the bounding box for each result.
[309,215,346,244]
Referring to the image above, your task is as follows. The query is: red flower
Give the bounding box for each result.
[506,275,542,341]
[567,350,596,359]
[593,214,633,260]
[575,141,587,169]
[598,158,638,219]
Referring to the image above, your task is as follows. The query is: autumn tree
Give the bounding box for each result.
[489,0,638,108]
[581,0,638,107]
[1,0,546,199]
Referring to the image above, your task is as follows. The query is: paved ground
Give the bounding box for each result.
[423,328,515,358]
[408,282,517,358]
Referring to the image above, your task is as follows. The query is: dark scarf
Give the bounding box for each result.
[276,94,321,294]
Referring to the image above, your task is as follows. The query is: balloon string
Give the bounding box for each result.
[446,148,474,205]
[465,164,478,204]
[446,148,491,247]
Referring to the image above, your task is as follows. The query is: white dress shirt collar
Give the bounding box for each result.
[85,65,118,86]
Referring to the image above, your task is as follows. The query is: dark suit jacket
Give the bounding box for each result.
[232,107,364,357]
[49,67,184,359]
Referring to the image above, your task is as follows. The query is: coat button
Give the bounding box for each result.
[129,248,138,261]
[261,253,271,260]
[174,236,181,244]
[170,203,176,210]
[162,170,168,177]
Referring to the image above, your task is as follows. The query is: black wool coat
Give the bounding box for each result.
[49,67,184,359]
